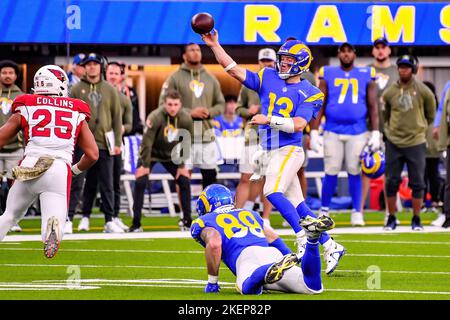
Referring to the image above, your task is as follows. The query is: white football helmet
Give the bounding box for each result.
[33,65,69,97]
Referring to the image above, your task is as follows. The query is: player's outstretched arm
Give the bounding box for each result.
[201,29,246,82]
[0,113,21,149]
[200,227,222,292]
[201,227,222,276]
[72,121,99,174]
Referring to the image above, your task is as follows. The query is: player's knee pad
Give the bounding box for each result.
[386,177,401,197]
[324,161,341,176]
[346,161,362,176]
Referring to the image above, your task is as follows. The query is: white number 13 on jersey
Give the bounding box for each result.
[334,78,359,104]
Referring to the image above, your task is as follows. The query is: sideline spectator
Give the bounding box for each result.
[361,38,398,218]
[158,43,225,189]
[67,53,123,233]
[68,53,86,89]
[382,55,436,231]
[0,60,24,232]
[421,81,441,214]
[106,61,133,231]
[131,90,193,231]
[214,95,242,137]
[436,80,450,228]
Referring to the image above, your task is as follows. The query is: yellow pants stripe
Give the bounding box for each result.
[274,146,296,192]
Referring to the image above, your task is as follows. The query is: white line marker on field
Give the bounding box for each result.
[1,247,450,258]
[6,278,450,296]
[2,264,450,276]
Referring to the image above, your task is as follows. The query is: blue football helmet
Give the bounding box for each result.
[360,148,385,179]
[196,184,234,216]
[276,40,312,79]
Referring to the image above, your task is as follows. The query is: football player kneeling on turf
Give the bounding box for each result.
[191,184,335,294]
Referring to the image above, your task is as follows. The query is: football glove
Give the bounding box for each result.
[367,130,381,152]
[204,282,220,293]
[309,129,322,153]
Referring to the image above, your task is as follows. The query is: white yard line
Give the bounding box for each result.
[1,263,449,275]
[1,278,450,295]
[1,247,449,258]
[2,226,449,242]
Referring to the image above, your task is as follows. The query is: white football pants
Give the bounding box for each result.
[0,158,70,242]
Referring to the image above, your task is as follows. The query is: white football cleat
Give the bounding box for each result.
[104,221,124,233]
[44,216,61,259]
[351,211,365,226]
[324,241,346,275]
[113,217,129,231]
[431,213,446,227]
[77,217,90,231]
[63,220,73,234]
[9,224,22,232]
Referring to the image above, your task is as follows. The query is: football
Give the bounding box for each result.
[191,12,214,34]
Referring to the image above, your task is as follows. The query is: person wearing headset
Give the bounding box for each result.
[66,53,123,234]
[382,54,436,231]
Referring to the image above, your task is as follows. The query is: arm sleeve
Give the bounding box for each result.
[207,79,225,119]
[191,218,206,247]
[242,69,263,92]
[139,113,158,168]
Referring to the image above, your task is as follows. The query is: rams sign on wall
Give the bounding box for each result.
[0,1,448,45]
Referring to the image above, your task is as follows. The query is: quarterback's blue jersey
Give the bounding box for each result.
[243,68,323,150]
[319,66,376,135]
[213,115,243,137]
[191,208,268,275]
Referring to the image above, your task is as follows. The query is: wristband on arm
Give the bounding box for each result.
[269,116,295,133]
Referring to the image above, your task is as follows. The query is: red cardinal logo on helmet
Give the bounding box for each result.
[48,69,66,82]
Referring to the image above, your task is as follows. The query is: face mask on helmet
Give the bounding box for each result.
[196,184,234,216]
[276,40,312,80]
[33,65,69,97]
[360,149,385,179]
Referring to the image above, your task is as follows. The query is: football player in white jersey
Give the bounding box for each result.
[0,65,98,258]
